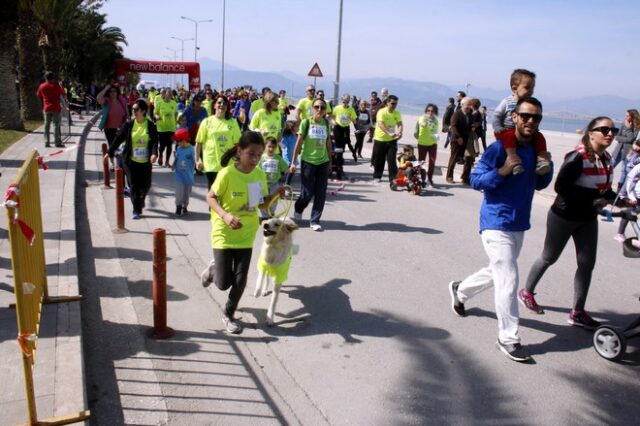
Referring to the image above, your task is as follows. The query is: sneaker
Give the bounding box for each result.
[45,142,51,148]
[310,223,322,232]
[428,179,435,187]
[123,187,131,198]
[568,310,601,330]
[613,233,625,243]
[176,205,183,216]
[132,212,141,220]
[448,281,466,317]
[496,341,532,362]
[535,159,551,175]
[293,211,302,221]
[518,288,544,314]
[201,259,216,288]
[512,164,525,175]
[222,315,242,334]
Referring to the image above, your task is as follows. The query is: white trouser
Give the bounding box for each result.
[457,230,524,345]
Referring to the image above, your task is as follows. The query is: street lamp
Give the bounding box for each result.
[180,15,213,62]
[171,36,194,63]
[166,48,179,88]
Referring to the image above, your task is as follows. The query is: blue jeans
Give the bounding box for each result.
[295,160,329,225]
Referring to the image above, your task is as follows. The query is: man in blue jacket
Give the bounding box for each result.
[448,97,553,363]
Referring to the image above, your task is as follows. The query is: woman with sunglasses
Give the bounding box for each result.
[105,99,159,220]
[289,98,332,231]
[196,95,242,190]
[519,117,617,329]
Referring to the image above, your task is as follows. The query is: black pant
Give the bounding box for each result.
[158,132,174,165]
[104,128,118,147]
[354,131,366,156]
[333,125,355,156]
[213,248,253,318]
[123,161,152,214]
[446,141,464,180]
[372,140,398,182]
[295,161,330,225]
[205,172,218,191]
[525,210,598,311]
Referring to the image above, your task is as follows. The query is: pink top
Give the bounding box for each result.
[104,96,128,129]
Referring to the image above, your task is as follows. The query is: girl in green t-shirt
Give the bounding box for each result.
[201,132,284,334]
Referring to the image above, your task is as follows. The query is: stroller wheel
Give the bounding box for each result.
[622,238,640,258]
[593,326,626,361]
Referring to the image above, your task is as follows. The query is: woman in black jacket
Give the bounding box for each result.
[519,116,617,329]
[105,99,158,219]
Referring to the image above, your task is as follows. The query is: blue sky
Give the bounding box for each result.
[101,0,638,100]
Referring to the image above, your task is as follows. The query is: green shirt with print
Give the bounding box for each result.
[131,120,151,164]
[259,153,288,184]
[211,163,268,249]
[374,107,402,142]
[332,104,357,128]
[250,109,282,140]
[196,116,241,173]
[299,117,330,165]
[154,98,178,132]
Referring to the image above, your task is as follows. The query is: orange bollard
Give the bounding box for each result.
[148,228,174,339]
[101,143,111,188]
[114,168,126,233]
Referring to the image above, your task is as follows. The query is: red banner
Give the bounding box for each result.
[114,59,201,91]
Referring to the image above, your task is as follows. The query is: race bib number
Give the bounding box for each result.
[132,145,149,162]
[308,124,327,140]
[339,114,349,125]
[387,126,396,134]
[262,159,278,174]
[358,113,368,121]
[247,182,264,209]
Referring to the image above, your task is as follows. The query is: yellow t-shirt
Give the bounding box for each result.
[299,117,330,165]
[131,120,150,164]
[296,97,314,120]
[154,98,178,132]
[332,105,357,128]
[416,115,439,146]
[202,99,214,116]
[211,163,268,249]
[249,109,282,140]
[278,97,290,113]
[249,98,265,116]
[374,107,402,142]
[196,116,241,173]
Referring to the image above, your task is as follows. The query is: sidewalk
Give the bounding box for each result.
[0,117,91,425]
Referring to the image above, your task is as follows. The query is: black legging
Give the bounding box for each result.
[525,209,598,311]
[205,172,218,191]
[123,161,152,214]
[158,132,174,165]
[213,248,253,318]
[354,131,366,157]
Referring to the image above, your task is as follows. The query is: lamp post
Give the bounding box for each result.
[166,48,179,88]
[333,0,344,105]
[221,0,226,91]
[171,37,193,87]
[180,15,213,62]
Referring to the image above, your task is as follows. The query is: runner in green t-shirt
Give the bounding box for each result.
[249,92,282,141]
[289,98,332,231]
[295,85,316,122]
[331,94,358,175]
[201,131,283,334]
[372,95,404,188]
[153,89,178,166]
[195,95,241,190]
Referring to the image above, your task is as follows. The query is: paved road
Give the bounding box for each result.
[80,117,640,425]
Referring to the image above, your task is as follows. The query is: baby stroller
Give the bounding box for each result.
[391,160,426,195]
[592,207,640,361]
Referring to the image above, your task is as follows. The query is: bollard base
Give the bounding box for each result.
[147,326,175,339]
[112,227,128,234]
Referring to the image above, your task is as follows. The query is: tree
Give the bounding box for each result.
[0,0,25,130]
[17,5,43,121]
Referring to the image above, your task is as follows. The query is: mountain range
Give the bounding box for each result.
[145,57,638,119]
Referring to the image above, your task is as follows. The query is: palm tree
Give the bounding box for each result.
[17,5,43,121]
[0,0,25,130]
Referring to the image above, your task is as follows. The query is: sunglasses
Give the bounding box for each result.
[516,112,543,123]
[590,126,619,136]
[313,105,327,110]
[307,89,315,93]
[389,102,398,106]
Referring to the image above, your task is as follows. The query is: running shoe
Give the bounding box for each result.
[518,289,544,314]
[535,159,551,175]
[222,316,242,334]
[613,234,626,243]
[496,341,532,362]
[567,310,601,330]
[201,259,216,288]
[310,223,322,232]
[448,281,466,317]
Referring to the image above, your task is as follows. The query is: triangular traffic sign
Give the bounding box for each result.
[307,63,323,78]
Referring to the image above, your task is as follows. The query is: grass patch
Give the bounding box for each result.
[0,121,43,155]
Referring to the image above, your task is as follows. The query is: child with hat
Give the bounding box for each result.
[171,128,195,216]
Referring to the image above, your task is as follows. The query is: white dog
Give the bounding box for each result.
[254,217,299,325]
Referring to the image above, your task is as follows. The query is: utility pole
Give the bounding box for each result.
[333,0,344,105]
